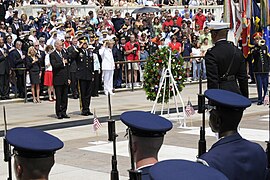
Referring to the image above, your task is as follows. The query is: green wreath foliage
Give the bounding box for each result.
[143,47,186,103]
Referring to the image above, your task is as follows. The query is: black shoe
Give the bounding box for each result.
[5,96,11,99]
[57,115,63,119]
[249,81,256,84]
[81,112,89,116]
[73,95,79,99]
[62,114,70,118]
[1,97,6,100]
[257,102,263,105]
[88,112,93,115]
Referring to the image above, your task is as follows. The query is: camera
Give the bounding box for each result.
[133,44,138,54]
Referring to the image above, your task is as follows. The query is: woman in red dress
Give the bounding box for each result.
[44,45,56,101]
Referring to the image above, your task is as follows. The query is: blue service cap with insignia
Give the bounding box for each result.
[6,127,64,158]
[120,111,173,137]
[206,21,230,31]
[204,89,251,109]
[149,159,228,180]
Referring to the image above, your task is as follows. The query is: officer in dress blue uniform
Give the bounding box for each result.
[149,159,228,180]
[251,32,270,105]
[205,22,249,98]
[5,127,63,180]
[120,111,173,180]
[198,89,268,180]
[77,39,94,116]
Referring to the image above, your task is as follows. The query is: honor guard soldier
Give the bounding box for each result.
[205,22,249,98]
[5,127,63,180]
[251,32,270,105]
[198,89,268,179]
[120,111,173,180]
[149,159,228,180]
[77,39,95,116]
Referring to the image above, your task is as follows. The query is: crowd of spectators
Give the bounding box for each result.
[0,3,219,101]
[0,0,224,7]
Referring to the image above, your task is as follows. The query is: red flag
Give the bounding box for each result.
[240,0,252,58]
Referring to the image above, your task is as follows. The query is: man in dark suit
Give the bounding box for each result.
[0,37,10,99]
[67,37,79,99]
[205,22,248,98]
[120,111,173,180]
[50,40,70,119]
[77,40,94,116]
[9,40,26,98]
[198,89,268,180]
[11,17,22,35]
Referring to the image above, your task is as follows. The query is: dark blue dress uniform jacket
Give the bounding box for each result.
[76,48,94,81]
[140,166,151,180]
[205,40,249,98]
[200,133,268,180]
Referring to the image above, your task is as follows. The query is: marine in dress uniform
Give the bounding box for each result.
[149,159,228,180]
[77,40,94,116]
[50,40,70,119]
[120,111,173,180]
[5,127,63,180]
[198,89,268,180]
[251,32,270,105]
[205,22,249,98]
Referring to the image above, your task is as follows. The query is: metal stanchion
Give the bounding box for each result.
[130,62,134,92]
[24,69,27,103]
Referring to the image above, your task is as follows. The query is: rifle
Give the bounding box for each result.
[266,89,270,168]
[107,94,119,180]
[3,106,12,180]
[127,129,142,180]
[197,59,206,157]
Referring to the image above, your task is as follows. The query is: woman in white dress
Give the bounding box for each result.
[99,40,115,95]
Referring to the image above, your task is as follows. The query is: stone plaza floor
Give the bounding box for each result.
[0,83,268,179]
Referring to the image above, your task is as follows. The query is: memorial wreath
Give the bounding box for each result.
[143,47,186,103]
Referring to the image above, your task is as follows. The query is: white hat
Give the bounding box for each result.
[206,21,230,30]
[89,45,94,49]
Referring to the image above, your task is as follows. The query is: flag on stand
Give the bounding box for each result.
[93,116,102,132]
[264,94,269,106]
[185,100,195,117]
[239,0,252,58]
[250,0,261,45]
[260,0,270,28]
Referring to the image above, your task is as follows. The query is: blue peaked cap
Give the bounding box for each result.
[120,111,173,137]
[6,127,64,158]
[204,89,251,109]
[149,159,228,180]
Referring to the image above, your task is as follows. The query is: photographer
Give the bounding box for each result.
[124,34,140,88]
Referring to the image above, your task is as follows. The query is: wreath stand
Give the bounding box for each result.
[151,51,186,128]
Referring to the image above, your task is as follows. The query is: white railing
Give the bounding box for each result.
[16,5,224,21]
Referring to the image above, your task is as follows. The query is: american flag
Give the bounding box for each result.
[264,94,269,106]
[93,117,102,131]
[185,100,195,117]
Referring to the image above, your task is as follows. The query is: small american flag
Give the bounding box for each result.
[93,117,102,131]
[264,94,269,106]
[185,100,195,117]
